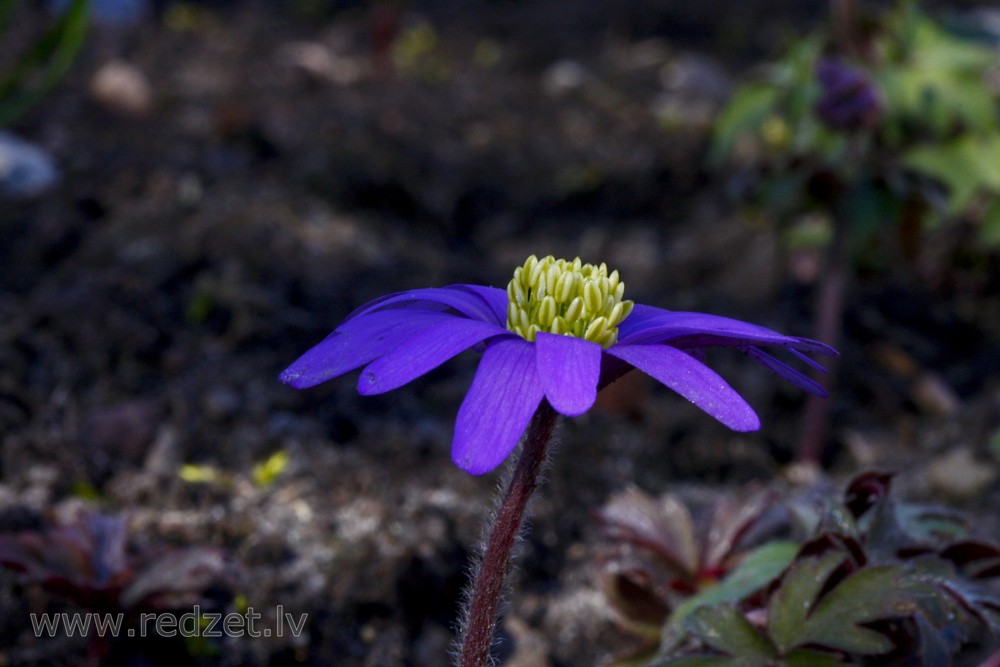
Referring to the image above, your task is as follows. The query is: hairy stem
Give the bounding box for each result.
[458,402,559,667]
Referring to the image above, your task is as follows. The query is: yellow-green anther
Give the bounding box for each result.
[603,295,615,315]
[564,297,584,324]
[608,301,625,326]
[584,316,609,342]
[508,279,526,307]
[546,265,559,297]
[555,271,576,303]
[583,282,602,313]
[528,258,544,290]
[538,296,557,327]
[519,308,530,332]
[504,255,634,347]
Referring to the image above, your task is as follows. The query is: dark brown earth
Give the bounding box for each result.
[1,1,999,665]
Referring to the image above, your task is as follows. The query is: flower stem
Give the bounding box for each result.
[458,402,559,667]
[798,213,849,464]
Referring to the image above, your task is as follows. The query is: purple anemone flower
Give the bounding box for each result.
[281,256,836,475]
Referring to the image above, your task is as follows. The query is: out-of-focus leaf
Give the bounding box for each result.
[895,503,967,544]
[599,487,699,580]
[0,514,226,617]
[767,551,846,654]
[252,450,289,488]
[602,567,671,631]
[878,13,998,137]
[902,135,1000,213]
[783,215,833,250]
[981,199,1000,247]
[685,604,776,661]
[659,656,741,667]
[703,491,779,570]
[799,564,930,654]
[0,517,132,603]
[0,0,89,127]
[929,574,1000,635]
[844,471,895,518]
[178,463,223,484]
[121,547,226,609]
[711,84,779,163]
[858,489,918,564]
[607,645,661,667]
[814,501,859,539]
[670,541,799,626]
[783,650,846,667]
[939,540,1000,579]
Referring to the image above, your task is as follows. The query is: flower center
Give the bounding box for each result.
[505,255,634,348]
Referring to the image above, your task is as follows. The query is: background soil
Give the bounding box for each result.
[1,1,999,665]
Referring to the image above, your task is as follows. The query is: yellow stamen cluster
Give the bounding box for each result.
[506,255,634,348]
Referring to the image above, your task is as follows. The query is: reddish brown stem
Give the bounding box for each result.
[458,402,559,667]
[832,0,861,58]
[797,220,849,464]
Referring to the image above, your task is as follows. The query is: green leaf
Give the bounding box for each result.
[801,564,931,654]
[902,135,1000,213]
[783,650,846,667]
[660,656,746,667]
[895,503,968,544]
[711,84,779,163]
[607,645,661,667]
[877,14,999,136]
[798,565,916,655]
[670,541,800,626]
[767,552,845,653]
[686,604,776,661]
[981,199,1000,248]
[0,0,90,127]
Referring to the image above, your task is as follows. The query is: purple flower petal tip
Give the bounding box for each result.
[609,344,762,432]
[535,332,601,416]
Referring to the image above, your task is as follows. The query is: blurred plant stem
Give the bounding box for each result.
[0,0,90,127]
[832,0,861,57]
[797,219,849,464]
[457,402,559,667]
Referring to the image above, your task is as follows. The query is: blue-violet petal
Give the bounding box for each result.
[279,310,454,389]
[608,343,761,431]
[452,338,545,475]
[535,332,601,416]
[358,318,509,395]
